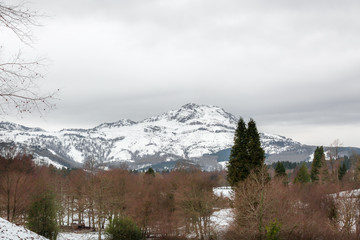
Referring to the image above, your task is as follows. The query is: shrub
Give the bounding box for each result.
[266,219,281,240]
[27,189,59,240]
[106,216,144,240]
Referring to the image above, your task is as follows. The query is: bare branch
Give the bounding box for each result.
[0,2,57,116]
[0,1,40,44]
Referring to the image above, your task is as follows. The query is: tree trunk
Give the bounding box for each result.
[98,215,102,240]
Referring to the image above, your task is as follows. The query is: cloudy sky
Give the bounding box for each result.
[2,0,360,147]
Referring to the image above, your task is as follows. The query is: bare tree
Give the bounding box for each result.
[329,139,343,180]
[0,155,34,223]
[232,165,269,239]
[0,2,56,115]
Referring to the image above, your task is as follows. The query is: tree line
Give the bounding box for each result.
[2,118,360,240]
[227,118,360,240]
[0,155,228,240]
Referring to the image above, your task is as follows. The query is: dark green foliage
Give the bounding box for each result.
[227,118,265,186]
[27,190,59,240]
[105,216,144,240]
[247,119,265,170]
[270,161,299,170]
[294,163,311,184]
[275,162,286,177]
[311,146,325,182]
[338,162,347,181]
[227,118,249,186]
[145,167,155,176]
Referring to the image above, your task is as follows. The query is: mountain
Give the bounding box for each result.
[0,103,359,170]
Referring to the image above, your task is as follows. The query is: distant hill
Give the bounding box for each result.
[0,103,359,170]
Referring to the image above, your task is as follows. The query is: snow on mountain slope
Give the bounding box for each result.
[0,217,48,240]
[0,103,306,168]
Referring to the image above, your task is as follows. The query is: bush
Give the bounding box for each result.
[106,216,144,240]
[266,219,281,240]
[27,189,59,240]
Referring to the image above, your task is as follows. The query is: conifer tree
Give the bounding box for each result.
[275,162,286,177]
[294,163,311,183]
[338,162,347,181]
[145,167,155,176]
[227,118,264,186]
[227,118,248,186]
[27,189,59,240]
[247,119,265,171]
[310,146,325,182]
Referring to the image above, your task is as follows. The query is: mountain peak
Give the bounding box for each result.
[0,104,327,170]
[94,119,137,130]
[180,103,203,109]
[145,103,237,125]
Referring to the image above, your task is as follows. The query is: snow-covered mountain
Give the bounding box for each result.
[0,103,349,170]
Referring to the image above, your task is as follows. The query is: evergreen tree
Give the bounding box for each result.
[227,118,249,186]
[338,162,347,181]
[27,189,59,240]
[310,146,325,182]
[145,167,155,176]
[294,163,311,184]
[275,162,286,177]
[247,119,265,171]
[227,118,265,186]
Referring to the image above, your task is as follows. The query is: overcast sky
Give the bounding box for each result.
[2,0,360,147]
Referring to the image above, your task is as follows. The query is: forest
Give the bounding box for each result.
[0,155,230,240]
[1,150,360,240]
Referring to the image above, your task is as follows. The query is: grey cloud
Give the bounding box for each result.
[3,0,360,147]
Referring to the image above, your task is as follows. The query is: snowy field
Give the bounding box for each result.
[211,208,234,231]
[57,232,105,240]
[0,217,47,240]
[213,186,234,200]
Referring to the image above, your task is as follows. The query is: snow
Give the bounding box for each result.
[67,146,84,163]
[48,149,57,156]
[218,161,228,170]
[0,217,48,240]
[329,188,360,232]
[213,187,234,200]
[57,232,105,240]
[211,208,234,231]
[331,188,360,198]
[0,104,302,166]
[308,152,314,162]
[33,155,66,169]
[308,151,332,162]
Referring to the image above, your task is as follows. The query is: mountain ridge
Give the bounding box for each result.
[0,103,358,170]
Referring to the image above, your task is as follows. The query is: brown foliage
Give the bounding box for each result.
[0,155,34,223]
[226,171,360,240]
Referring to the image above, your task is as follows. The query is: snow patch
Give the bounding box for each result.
[0,217,48,240]
[58,232,105,240]
[218,161,228,170]
[48,149,57,156]
[67,146,84,163]
[33,155,66,169]
[211,208,234,231]
[213,187,234,200]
